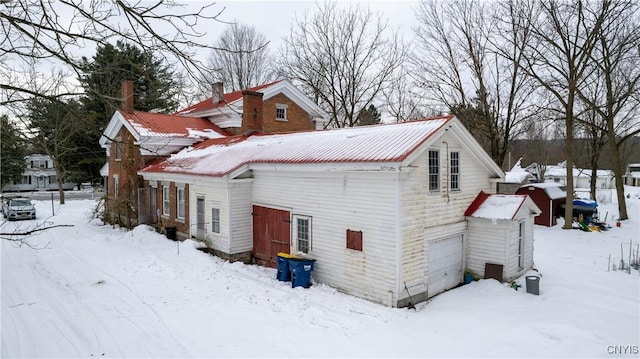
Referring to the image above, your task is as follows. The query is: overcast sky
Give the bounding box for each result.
[196,1,420,60]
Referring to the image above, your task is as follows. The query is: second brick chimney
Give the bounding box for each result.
[121,80,134,113]
[241,90,264,133]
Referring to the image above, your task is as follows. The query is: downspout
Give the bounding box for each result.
[443,141,450,203]
[394,171,402,308]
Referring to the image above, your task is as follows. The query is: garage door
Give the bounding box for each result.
[427,234,463,298]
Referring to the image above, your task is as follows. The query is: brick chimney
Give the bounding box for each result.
[121,80,134,113]
[241,91,264,132]
[212,82,224,104]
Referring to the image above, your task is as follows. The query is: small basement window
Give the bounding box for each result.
[346,229,363,251]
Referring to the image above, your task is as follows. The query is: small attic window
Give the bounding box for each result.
[275,103,288,121]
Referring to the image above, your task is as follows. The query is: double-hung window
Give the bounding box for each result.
[450,151,460,191]
[518,222,525,269]
[275,103,288,121]
[428,150,440,192]
[293,215,311,253]
[162,186,170,216]
[113,175,119,198]
[115,137,122,161]
[211,207,220,234]
[176,187,186,219]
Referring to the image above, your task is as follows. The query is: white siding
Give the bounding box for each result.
[228,180,253,254]
[466,218,508,278]
[252,170,400,306]
[467,215,536,282]
[400,132,495,300]
[504,216,535,281]
[189,179,253,255]
[189,180,232,253]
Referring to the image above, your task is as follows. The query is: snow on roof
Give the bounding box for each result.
[465,192,534,220]
[140,116,453,177]
[505,171,531,183]
[470,195,527,220]
[545,166,613,178]
[121,111,229,139]
[521,182,566,199]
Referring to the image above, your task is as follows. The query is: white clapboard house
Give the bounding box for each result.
[135,115,542,307]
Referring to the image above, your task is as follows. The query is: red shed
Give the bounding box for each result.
[515,183,566,227]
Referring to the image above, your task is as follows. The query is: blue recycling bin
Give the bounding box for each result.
[276,253,297,282]
[288,258,316,288]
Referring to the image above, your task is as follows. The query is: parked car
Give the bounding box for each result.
[2,196,36,221]
[1,194,22,216]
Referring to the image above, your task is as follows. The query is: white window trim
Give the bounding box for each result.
[428,149,440,193]
[176,187,186,219]
[450,150,460,191]
[162,185,170,216]
[275,103,288,122]
[518,221,525,270]
[292,214,312,254]
[211,206,221,234]
[113,175,119,198]
[115,136,122,161]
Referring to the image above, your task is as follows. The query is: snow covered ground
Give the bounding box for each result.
[2,188,639,358]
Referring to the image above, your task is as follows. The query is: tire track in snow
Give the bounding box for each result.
[61,240,192,357]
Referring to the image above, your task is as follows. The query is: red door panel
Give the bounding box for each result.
[252,205,290,267]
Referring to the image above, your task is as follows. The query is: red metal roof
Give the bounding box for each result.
[121,111,230,139]
[177,80,283,115]
[465,192,529,220]
[140,115,454,177]
[464,191,491,217]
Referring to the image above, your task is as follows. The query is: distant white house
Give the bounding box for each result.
[624,163,640,187]
[544,161,615,189]
[1,154,74,192]
[504,158,539,184]
[498,158,540,194]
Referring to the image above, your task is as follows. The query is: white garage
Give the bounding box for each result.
[427,234,464,298]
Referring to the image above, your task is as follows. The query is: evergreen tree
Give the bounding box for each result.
[356,105,382,126]
[77,40,183,184]
[80,40,181,129]
[0,115,27,186]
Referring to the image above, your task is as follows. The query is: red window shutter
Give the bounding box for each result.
[346,229,363,251]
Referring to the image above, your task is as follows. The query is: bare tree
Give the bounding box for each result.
[516,0,615,228]
[575,0,640,221]
[522,109,562,181]
[277,1,403,128]
[1,1,227,109]
[412,0,537,168]
[198,22,275,95]
[383,65,435,122]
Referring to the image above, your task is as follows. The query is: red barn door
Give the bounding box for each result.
[252,205,291,267]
